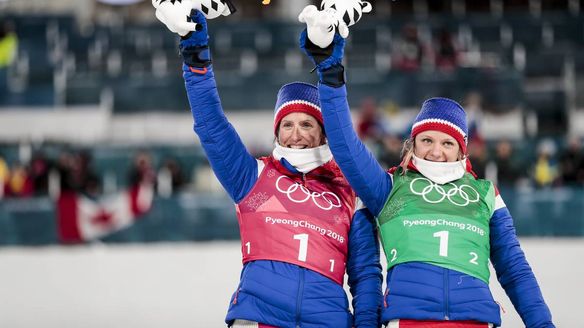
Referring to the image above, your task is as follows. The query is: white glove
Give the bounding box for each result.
[192,0,234,20]
[298,5,349,49]
[152,0,199,37]
[320,0,373,27]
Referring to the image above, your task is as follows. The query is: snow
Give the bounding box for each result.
[0,238,581,327]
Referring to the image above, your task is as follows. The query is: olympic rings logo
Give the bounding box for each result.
[409,177,480,207]
[275,175,342,211]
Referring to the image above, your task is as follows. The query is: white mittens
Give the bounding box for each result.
[152,0,199,37]
[192,0,234,19]
[320,0,372,27]
[298,5,349,49]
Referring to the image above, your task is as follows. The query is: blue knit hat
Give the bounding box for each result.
[274,82,322,135]
[411,97,468,154]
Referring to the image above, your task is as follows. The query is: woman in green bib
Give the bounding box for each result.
[300,27,555,327]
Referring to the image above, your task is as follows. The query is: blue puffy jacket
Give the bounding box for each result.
[317,84,555,328]
[183,65,382,328]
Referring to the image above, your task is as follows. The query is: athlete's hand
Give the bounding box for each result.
[300,29,345,71]
[319,0,372,27]
[179,10,211,69]
[298,5,348,49]
[192,0,236,19]
[299,23,346,87]
[153,0,201,37]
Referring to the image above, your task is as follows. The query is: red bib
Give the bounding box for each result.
[236,158,355,284]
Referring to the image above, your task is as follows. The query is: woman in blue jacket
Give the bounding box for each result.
[154,8,383,328]
[299,24,555,328]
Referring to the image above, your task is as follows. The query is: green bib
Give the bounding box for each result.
[378,169,495,283]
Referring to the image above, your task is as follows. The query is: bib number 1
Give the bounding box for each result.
[433,230,449,257]
[432,230,480,265]
[293,233,337,272]
[247,234,339,272]
[293,233,308,261]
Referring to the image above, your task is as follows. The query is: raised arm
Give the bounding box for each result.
[183,69,257,203]
[318,83,391,216]
[489,191,555,327]
[175,9,257,203]
[298,16,391,215]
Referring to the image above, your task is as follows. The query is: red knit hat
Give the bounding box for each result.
[411,97,468,154]
[273,82,322,135]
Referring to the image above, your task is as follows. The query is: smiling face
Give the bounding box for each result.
[277,112,325,149]
[414,130,461,162]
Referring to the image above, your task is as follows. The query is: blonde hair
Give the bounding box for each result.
[399,138,415,173]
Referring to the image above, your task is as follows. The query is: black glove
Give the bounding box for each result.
[179,9,210,69]
[300,29,346,87]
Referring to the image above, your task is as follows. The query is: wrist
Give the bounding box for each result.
[179,31,208,48]
[180,44,211,68]
[318,64,345,87]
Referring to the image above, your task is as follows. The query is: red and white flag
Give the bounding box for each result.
[57,182,154,243]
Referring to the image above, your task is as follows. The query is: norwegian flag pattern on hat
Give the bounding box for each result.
[411,97,469,154]
[274,82,322,135]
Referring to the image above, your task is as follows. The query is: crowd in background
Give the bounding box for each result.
[355,94,584,189]
[1,1,584,198]
[392,23,462,72]
[2,105,584,200]
[0,147,188,199]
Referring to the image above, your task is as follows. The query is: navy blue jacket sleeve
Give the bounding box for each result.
[490,204,555,328]
[318,83,392,216]
[183,64,258,203]
[347,207,383,328]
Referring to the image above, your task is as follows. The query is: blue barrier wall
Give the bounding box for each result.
[1,187,583,245]
[498,187,584,237]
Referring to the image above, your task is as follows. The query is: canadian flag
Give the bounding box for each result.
[56,182,154,243]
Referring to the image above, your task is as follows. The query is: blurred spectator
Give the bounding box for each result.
[75,150,101,197]
[557,137,584,186]
[30,151,52,196]
[0,155,9,197]
[393,24,427,71]
[158,156,186,196]
[357,97,388,143]
[533,139,558,188]
[463,91,484,143]
[378,134,403,168]
[0,20,18,69]
[468,139,488,179]
[6,163,33,197]
[433,28,460,71]
[491,139,522,186]
[128,151,156,187]
[55,149,101,197]
[356,97,396,164]
[56,150,77,193]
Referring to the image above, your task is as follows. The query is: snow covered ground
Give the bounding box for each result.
[0,238,581,328]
